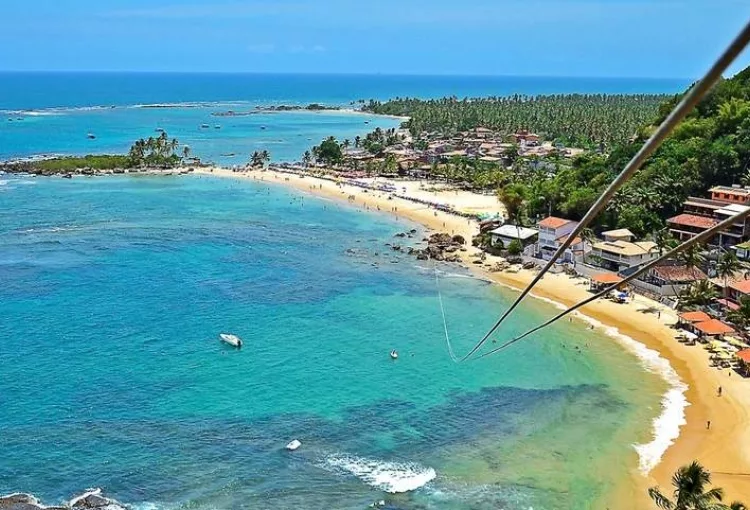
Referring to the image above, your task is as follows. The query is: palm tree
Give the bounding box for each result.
[182,145,191,160]
[250,151,262,167]
[679,280,718,310]
[260,150,270,167]
[648,461,725,509]
[680,245,706,280]
[354,135,361,148]
[717,250,743,297]
[342,139,351,150]
[302,151,312,167]
[727,296,750,329]
[653,228,678,257]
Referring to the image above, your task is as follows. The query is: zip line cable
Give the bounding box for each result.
[460,20,750,361]
[477,205,750,359]
[433,264,461,362]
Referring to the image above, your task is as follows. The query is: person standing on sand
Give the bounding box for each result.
[718,386,722,396]
[707,420,711,429]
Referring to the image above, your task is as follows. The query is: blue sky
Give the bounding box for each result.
[1,0,748,77]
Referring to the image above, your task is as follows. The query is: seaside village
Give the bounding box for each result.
[263,125,750,378]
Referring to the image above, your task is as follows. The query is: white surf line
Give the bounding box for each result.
[488,277,688,475]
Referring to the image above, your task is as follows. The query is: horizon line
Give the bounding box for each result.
[0,70,698,81]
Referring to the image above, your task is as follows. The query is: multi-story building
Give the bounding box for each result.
[667,186,750,247]
[535,216,586,263]
[589,229,658,271]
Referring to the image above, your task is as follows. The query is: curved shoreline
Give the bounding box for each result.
[200,166,750,508]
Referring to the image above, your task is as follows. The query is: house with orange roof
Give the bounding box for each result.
[634,265,708,297]
[728,278,750,304]
[693,319,734,338]
[534,216,587,263]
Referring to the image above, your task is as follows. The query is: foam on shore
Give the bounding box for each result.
[525,292,689,474]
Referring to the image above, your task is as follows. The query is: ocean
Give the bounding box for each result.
[0,74,687,509]
[0,73,689,166]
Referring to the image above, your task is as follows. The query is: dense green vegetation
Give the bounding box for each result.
[3,131,187,175]
[489,67,750,236]
[127,131,183,168]
[21,155,132,172]
[365,94,670,147]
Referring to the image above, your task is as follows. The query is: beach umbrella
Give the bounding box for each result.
[709,340,724,351]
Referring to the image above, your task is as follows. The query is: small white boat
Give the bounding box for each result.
[390,349,398,360]
[219,333,242,348]
[286,439,301,451]
[87,133,96,139]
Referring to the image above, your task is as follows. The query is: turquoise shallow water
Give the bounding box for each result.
[0,73,688,166]
[0,174,666,509]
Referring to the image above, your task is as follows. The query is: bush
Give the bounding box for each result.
[507,239,523,256]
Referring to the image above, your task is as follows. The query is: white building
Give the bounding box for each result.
[590,229,658,272]
[490,225,538,247]
[535,216,586,263]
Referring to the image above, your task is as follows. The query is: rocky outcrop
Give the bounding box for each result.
[0,490,125,510]
[407,232,466,263]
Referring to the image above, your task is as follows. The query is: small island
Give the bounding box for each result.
[211,103,341,117]
[1,131,194,176]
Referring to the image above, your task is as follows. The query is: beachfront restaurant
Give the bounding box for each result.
[677,310,712,331]
[589,272,624,292]
[735,349,750,376]
[692,318,735,341]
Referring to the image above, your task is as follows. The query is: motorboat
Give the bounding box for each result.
[87,133,96,139]
[200,124,210,128]
[219,333,243,348]
[390,349,398,360]
[285,439,302,451]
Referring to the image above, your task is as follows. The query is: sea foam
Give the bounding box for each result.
[321,454,436,493]
[528,292,689,474]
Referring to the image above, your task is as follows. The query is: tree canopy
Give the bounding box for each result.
[364,94,669,147]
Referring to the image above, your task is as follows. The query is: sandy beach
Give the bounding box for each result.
[198,166,750,508]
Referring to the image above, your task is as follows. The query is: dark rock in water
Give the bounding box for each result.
[394,232,406,238]
[0,493,42,510]
[0,489,125,510]
[391,245,402,252]
[70,489,126,510]
[416,251,429,260]
[409,229,417,234]
[452,234,466,245]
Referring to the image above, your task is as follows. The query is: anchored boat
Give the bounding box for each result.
[219,333,243,348]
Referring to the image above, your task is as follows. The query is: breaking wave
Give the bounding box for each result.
[320,454,436,493]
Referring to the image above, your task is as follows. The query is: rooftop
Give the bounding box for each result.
[667,213,720,229]
[652,265,707,282]
[539,216,574,229]
[679,311,712,323]
[490,225,539,241]
[591,273,623,284]
[601,228,634,238]
[593,240,658,257]
[736,349,750,363]
[710,185,750,196]
[716,203,750,216]
[694,319,735,336]
[730,279,750,295]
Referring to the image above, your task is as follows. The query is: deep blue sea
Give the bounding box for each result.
[0,74,683,509]
[0,73,689,166]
